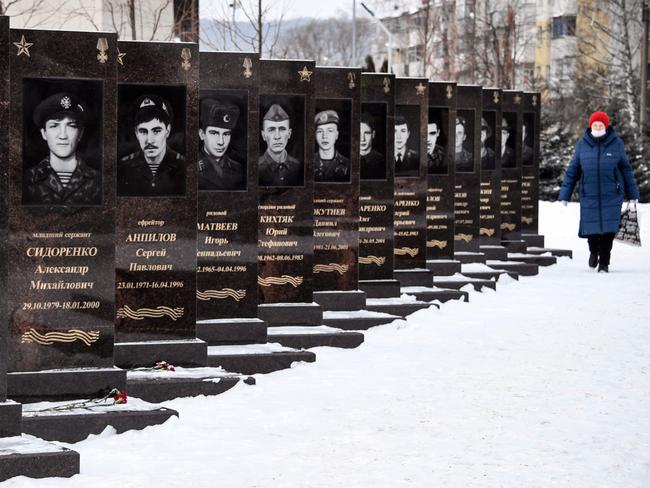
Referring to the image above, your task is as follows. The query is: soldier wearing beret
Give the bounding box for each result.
[480,116,496,171]
[198,98,245,191]
[455,115,473,172]
[501,116,515,168]
[359,112,385,180]
[426,117,446,175]
[314,109,350,183]
[118,94,185,196]
[258,103,302,187]
[394,114,419,177]
[23,92,101,205]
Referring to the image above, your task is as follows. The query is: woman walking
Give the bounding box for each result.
[559,111,639,272]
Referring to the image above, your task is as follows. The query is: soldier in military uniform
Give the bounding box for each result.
[314,109,350,183]
[118,94,185,197]
[455,115,473,172]
[258,103,302,187]
[522,122,534,165]
[394,115,419,177]
[360,113,385,180]
[501,116,515,168]
[198,98,245,191]
[23,92,101,205]
[480,116,496,171]
[426,118,446,174]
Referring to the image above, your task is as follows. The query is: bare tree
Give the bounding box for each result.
[200,0,291,57]
[1,0,80,29]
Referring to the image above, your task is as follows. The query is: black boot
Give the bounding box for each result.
[598,264,609,273]
[589,252,598,268]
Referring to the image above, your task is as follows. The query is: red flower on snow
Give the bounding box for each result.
[111,389,128,405]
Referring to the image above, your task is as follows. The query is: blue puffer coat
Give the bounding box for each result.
[559,127,640,237]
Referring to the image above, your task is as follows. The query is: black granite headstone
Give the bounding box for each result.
[6,28,124,399]
[500,91,523,242]
[393,78,428,277]
[521,92,540,235]
[454,85,482,255]
[479,88,503,246]
[312,67,360,294]
[358,74,397,297]
[426,82,457,265]
[257,60,315,305]
[115,40,205,367]
[0,16,8,407]
[196,52,259,322]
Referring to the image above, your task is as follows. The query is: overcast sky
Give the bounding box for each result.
[201,0,383,21]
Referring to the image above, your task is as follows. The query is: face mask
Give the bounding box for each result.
[591,128,606,138]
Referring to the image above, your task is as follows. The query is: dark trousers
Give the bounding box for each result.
[587,233,616,266]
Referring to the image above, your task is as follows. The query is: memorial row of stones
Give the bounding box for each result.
[0,22,552,481]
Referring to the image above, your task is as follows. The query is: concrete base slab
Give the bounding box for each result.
[114,339,208,369]
[426,259,462,276]
[207,344,316,374]
[313,290,367,311]
[196,318,267,345]
[358,279,401,299]
[258,302,323,327]
[267,326,364,349]
[0,435,79,482]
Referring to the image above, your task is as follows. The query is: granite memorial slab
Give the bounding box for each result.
[195,51,266,346]
[479,87,503,248]
[6,27,124,400]
[357,73,399,298]
[115,40,206,367]
[425,82,461,276]
[453,85,483,263]
[311,66,363,311]
[392,77,431,288]
[499,90,524,247]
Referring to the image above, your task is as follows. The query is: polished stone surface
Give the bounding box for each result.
[454,85,482,253]
[359,74,396,281]
[257,59,315,304]
[115,40,198,343]
[500,90,523,241]
[479,88,503,246]
[197,52,259,320]
[1,17,8,403]
[7,29,118,374]
[427,82,457,261]
[394,78,428,271]
[313,67,361,292]
[522,92,541,234]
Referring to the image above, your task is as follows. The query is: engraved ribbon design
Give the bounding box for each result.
[359,255,386,266]
[427,240,448,249]
[394,247,419,257]
[455,233,474,243]
[258,275,304,287]
[117,305,185,321]
[313,263,349,275]
[480,227,495,237]
[501,223,516,231]
[522,217,533,224]
[197,288,246,301]
[21,328,100,347]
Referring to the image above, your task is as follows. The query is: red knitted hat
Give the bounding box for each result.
[588,111,610,129]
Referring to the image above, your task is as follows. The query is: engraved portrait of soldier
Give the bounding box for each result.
[198,98,245,191]
[480,115,496,171]
[314,109,350,183]
[359,110,386,180]
[23,91,101,205]
[427,109,447,175]
[522,115,534,166]
[501,114,516,168]
[394,111,419,177]
[455,114,474,173]
[117,92,185,197]
[258,103,303,187]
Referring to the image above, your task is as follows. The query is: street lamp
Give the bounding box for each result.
[360,1,393,73]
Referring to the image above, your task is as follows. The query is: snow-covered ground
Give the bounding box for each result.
[4,201,650,487]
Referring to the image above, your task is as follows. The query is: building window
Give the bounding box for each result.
[551,15,576,39]
[407,45,423,64]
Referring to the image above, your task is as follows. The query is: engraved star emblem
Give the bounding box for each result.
[298,66,313,82]
[14,35,34,58]
[415,82,426,95]
[514,94,522,104]
[117,49,126,66]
